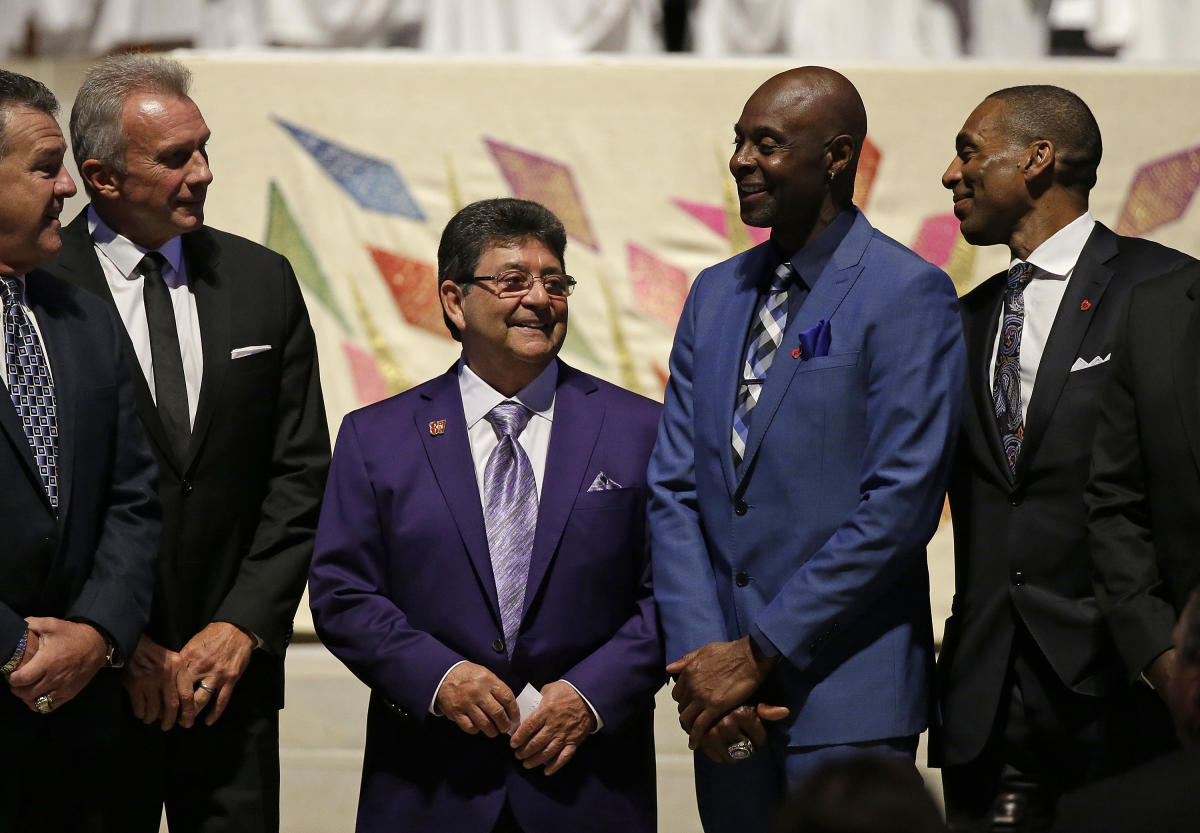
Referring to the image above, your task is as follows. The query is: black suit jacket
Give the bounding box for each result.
[1048,746,1200,833]
[0,268,159,660]
[936,223,1195,766]
[43,210,330,710]
[1087,262,1200,679]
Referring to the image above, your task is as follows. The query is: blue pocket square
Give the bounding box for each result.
[795,319,832,360]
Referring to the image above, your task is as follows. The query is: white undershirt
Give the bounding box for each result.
[88,206,203,427]
[989,211,1096,420]
[430,357,603,730]
[0,274,54,387]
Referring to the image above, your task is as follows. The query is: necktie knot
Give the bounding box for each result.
[139,251,167,280]
[1007,261,1034,291]
[770,261,794,293]
[486,401,533,440]
[0,276,23,309]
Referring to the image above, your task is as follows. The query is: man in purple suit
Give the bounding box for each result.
[309,198,663,833]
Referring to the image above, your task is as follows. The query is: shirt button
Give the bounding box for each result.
[735,572,750,587]
[734,499,748,516]
[491,638,505,654]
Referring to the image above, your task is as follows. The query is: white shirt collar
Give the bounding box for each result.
[458,358,558,430]
[1011,211,1096,279]
[87,204,184,279]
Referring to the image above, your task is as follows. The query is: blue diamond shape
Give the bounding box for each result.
[273,117,425,220]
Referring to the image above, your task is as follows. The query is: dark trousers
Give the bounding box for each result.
[0,671,124,833]
[112,695,281,833]
[943,626,1175,833]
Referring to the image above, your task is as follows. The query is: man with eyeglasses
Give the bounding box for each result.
[309,197,664,833]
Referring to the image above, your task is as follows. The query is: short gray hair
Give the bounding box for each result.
[70,53,192,174]
[0,69,59,159]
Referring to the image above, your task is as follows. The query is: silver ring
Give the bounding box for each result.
[35,694,53,714]
[197,681,216,694]
[727,739,754,760]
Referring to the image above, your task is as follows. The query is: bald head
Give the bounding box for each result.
[755,66,868,159]
[731,66,866,251]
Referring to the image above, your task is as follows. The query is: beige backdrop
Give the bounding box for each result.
[12,55,1200,638]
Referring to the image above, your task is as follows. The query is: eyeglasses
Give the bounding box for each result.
[464,270,577,298]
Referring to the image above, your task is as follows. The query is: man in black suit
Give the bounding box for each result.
[0,69,160,832]
[934,84,1195,832]
[1087,260,1200,702]
[1049,589,1200,833]
[43,54,330,832]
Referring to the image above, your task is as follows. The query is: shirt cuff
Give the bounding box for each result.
[750,625,782,659]
[429,660,468,715]
[560,679,604,733]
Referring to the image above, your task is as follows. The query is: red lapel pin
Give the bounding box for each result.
[1080,300,1091,311]
[792,347,802,359]
[428,419,446,436]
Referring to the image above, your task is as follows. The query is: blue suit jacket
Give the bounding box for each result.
[649,209,965,746]
[309,362,663,833]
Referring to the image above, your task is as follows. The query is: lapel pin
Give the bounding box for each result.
[428,419,446,436]
[1080,300,1091,311]
[792,347,802,359]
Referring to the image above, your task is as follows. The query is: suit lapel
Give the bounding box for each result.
[1173,274,1200,479]
[55,212,177,471]
[964,278,1012,483]
[714,244,773,497]
[415,371,502,626]
[27,277,77,516]
[1017,227,1117,480]
[521,365,602,620]
[736,213,868,489]
[181,230,229,472]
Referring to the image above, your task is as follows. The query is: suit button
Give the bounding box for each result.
[491,638,505,654]
[41,537,55,557]
[735,572,750,587]
[734,499,747,516]
[1012,570,1025,587]
[1009,491,1023,506]
[181,479,194,496]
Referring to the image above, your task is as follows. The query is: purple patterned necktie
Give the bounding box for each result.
[993,261,1035,475]
[1,277,58,510]
[483,401,538,657]
[732,261,793,468]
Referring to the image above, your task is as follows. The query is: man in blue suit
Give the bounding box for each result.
[649,66,965,831]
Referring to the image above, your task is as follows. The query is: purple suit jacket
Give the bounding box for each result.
[309,362,663,833]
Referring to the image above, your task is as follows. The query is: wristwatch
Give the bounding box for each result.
[0,630,29,675]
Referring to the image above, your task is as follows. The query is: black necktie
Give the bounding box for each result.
[141,252,190,459]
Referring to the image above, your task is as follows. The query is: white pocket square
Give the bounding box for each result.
[587,471,621,492]
[231,345,272,360]
[1069,354,1110,372]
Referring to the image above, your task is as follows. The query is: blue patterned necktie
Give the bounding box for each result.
[482,401,538,657]
[993,261,1035,475]
[1,277,58,510]
[732,261,793,469]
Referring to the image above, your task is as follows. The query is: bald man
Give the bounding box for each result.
[649,67,965,831]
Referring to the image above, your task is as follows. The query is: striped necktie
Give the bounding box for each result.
[731,261,793,469]
[482,401,538,656]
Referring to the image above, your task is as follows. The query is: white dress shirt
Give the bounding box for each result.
[88,206,203,426]
[0,274,54,387]
[989,211,1096,421]
[430,358,603,730]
